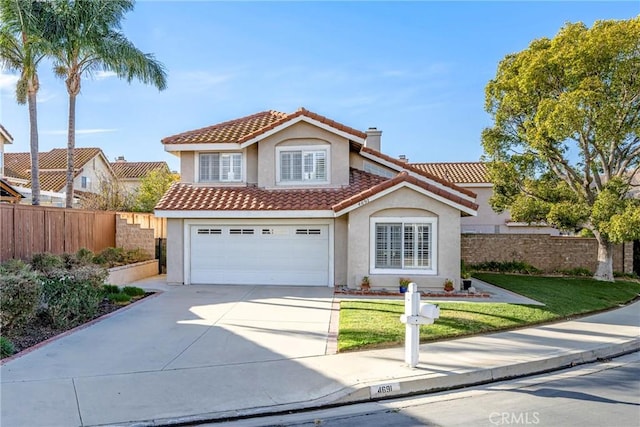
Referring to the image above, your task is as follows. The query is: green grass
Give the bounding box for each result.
[338,274,640,352]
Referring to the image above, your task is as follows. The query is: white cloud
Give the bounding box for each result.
[94,70,117,80]
[44,128,118,136]
[0,71,19,91]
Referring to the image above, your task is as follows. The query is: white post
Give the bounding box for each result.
[404,282,420,368]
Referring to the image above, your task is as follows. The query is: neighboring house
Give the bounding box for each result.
[0,124,13,178]
[3,147,115,206]
[156,108,478,290]
[110,156,171,195]
[411,162,560,235]
[0,177,23,204]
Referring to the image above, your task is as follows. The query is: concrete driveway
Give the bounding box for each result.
[1,277,335,382]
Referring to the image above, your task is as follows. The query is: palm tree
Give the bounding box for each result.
[0,0,55,205]
[48,0,167,208]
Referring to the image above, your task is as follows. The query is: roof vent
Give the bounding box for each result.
[115,156,126,162]
[398,155,408,163]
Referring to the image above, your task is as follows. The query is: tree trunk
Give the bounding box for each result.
[65,93,76,208]
[593,230,614,282]
[27,83,40,206]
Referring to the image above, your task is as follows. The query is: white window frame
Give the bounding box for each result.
[198,152,243,183]
[369,217,438,275]
[276,145,330,185]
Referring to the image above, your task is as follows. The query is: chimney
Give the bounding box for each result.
[398,155,408,163]
[115,155,126,163]
[365,127,382,152]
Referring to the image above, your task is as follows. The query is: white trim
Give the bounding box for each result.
[334,181,478,217]
[359,150,476,203]
[458,182,492,188]
[165,143,242,152]
[240,115,366,148]
[183,218,335,286]
[156,209,335,218]
[0,126,13,143]
[275,144,331,186]
[369,216,438,276]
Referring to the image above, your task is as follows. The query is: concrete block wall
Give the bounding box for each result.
[115,217,155,258]
[461,234,634,274]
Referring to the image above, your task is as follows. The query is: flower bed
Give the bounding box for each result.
[107,259,159,286]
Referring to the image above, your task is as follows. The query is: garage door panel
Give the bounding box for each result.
[190,225,329,286]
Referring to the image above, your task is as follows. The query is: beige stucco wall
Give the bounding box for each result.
[345,187,461,291]
[257,121,350,188]
[179,152,195,183]
[460,185,559,235]
[166,218,184,284]
[246,144,258,185]
[74,155,115,194]
[334,215,348,285]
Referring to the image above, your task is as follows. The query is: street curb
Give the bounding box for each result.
[118,338,640,427]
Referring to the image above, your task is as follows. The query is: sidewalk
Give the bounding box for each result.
[1,280,638,427]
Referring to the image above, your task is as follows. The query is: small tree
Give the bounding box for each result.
[482,18,640,281]
[79,173,136,211]
[134,168,178,213]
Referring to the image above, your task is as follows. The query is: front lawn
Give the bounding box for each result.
[338,274,640,352]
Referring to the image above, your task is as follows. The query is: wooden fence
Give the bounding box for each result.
[0,205,167,262]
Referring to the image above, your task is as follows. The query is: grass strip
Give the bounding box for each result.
[338,274,640,352]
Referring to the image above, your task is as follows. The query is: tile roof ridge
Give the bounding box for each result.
[360,146,476,198]
[162,110,287,144]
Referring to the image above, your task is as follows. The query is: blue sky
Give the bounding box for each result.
[1,1,638,172]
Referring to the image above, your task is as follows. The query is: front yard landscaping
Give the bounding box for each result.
[338,274,640,352]
[0,248,154,359]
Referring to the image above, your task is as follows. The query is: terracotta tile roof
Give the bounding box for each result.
[161,108,368,145]
[156,168,387,211]
[156,168,478,214]
[360,147,477,198]
[410,162,488,184]
[27,170,82,192]
[4,148,104,179]
[111,161,169,179]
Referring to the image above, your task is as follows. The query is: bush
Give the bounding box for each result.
[468,261,541,275]
[102,284,120,295]
[0,258,30,274]
[75,248,95,265]
[0,336,15,359]
[122,286,145,297]
[30,252,64,273]
[107,292,132,303]
[0,267,41,330]
[95,247,125,267]
[40,269,104,329]
[558,267,593,277]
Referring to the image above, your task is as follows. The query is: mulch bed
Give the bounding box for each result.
[3,293,154,355]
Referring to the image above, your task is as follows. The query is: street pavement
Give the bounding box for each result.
[1,276,638,427]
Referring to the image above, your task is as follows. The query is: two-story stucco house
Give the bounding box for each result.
[156,108,478,290]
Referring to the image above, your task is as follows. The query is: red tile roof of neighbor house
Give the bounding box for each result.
[4,148,104,180]
[110,161,169,179]
[155,168,478,213]
[361,147,478,198]
[161,108,368,145]
[410,162,488,184]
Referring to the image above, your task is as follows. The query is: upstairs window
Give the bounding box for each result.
[277,146,328,184]
[199,153,242,183]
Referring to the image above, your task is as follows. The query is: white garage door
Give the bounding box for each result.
[189,225,329,286]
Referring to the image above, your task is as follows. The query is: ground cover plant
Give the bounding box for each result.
[338,274,640,352]
[0,249,152,359]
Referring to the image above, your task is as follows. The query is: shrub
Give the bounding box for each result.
[123,248,151,265]
[0,258,30,274]
[614,271,639,279]
[96,247,125,267]
[467,261,541,275]
[107,292,132,304]
[102,284,120,295]
[40,269,104,329]
[0,267,41,330]
[76,248,95,265]
[30,252,64,273]
[0,336,15,359]
[122,286,145,297]
[558,267,593,277]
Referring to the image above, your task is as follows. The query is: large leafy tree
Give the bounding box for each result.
[47,0,167,208]
[482,18,640,282]
[133,168,178,213]
[0,0,57,205]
